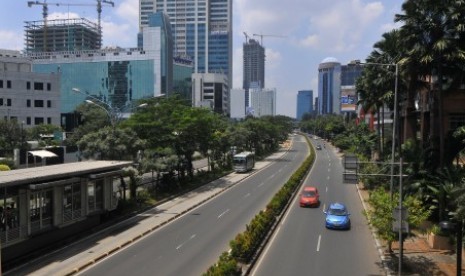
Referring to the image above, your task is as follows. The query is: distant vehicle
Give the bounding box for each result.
[299,186,319,207]
[324,202,351,230]
[233,151,255,173]
[316,145,322,150]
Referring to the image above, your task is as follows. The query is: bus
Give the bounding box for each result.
[233,151,255,173]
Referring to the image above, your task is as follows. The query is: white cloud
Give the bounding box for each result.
[0,30,23,51]
[299,35,319,47]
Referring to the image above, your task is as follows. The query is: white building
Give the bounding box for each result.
[192,73,229,115]
[249,87,276,117]
[0,50,60,128]
[230,88,246,119]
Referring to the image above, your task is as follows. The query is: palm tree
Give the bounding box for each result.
[395,0,465,169]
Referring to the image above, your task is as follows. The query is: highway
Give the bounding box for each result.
[78,134,309,276]
[250,137,385,276]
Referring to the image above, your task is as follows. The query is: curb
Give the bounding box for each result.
[64,149,291,275]
[355,183,392,276]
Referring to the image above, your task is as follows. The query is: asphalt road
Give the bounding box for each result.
[78,135,310,276]
[250,137,386,276]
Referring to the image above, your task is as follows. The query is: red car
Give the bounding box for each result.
[299,186,320,207]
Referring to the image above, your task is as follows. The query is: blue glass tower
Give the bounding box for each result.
[318,57,341,115]
[296,90,313,120]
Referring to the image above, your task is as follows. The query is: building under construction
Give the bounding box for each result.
[25,18,101,52]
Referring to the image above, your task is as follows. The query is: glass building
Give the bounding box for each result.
[139,0,232,87]
[296,90,313,120]
[318,57,341,115]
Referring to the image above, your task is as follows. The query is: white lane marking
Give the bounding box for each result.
[218,209,230,219]
[328,168,331,173]
[327,176,330,180]
[326,187,328,193]
[270,173,276,178]
[323,203,326,210]
[176,234,196,250]
[258,182,265,187]
[317,235,322,252]
[243,193,251,198]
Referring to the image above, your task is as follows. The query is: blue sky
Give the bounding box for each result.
[0,0,404,118]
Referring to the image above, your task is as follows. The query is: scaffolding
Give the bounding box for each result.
[25,18,101,53]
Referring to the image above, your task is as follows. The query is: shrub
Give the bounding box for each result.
[0,164,11,171]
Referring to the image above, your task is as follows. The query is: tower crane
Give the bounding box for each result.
[252,33,286,46]
[27,0,114,50]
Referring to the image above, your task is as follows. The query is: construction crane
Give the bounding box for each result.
[27,0,114,50]
[243,32,250,43]
[252,33,286,46]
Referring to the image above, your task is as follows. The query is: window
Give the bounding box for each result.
[27,117,31,125]
[6,99,11,106]
[34,117,44,125]
[30,190,53,233]
[47,83,51,91]
[63,182,82,222]
[0,80,3,88]
[47,117,51,124]
[0,98,3,106]
[34,82,44,91]
[27,99,31,107]
[27,81,31,90]
[34,100,44,107]
[47,100,51,108]
[7,80,11,89]
[88,179,104,213]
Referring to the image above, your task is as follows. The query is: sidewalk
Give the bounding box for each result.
[4,148,289,276]
[357,185,464,276]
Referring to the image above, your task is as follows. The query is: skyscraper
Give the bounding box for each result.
[318,57,341,115]
[296,90,313,120]
[139,0,232,87]
[243,38,265,107]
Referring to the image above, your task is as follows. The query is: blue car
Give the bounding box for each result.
[324,203,351,230]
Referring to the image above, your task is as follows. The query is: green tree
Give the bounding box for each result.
[365,187,431,252]
[395,0,465,168]
[77,126,146,161]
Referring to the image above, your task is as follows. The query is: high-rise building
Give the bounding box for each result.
[139,0,232,87]
[230,88,246,119]
[296,90,313,120]
[243,38,265,107]
[25,18,101,53]
[340,64,362,113]
[318,57,341,115]
[249,88,276,117]
[192,73,229,115]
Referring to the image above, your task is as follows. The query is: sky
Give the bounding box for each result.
[0,0,404,118]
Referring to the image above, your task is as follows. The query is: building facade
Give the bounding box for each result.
[296,90,313,120]
[30,25,172,119]
[340,64,362,114]
[249,88,276,117]
[139,0,232,87]
[0,50,60,128]
[192,73,229,115]
[318,57,341,115]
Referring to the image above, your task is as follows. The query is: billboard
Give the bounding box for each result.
[340,86,357,112]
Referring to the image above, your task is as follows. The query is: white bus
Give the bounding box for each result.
[233,151,255,173]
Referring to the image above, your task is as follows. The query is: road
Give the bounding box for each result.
[251,137,386,276]
[78,134,310,276]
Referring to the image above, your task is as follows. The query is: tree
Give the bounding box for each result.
[364,187,431,252]
[77,126,146,161]
[395,0,465,168]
